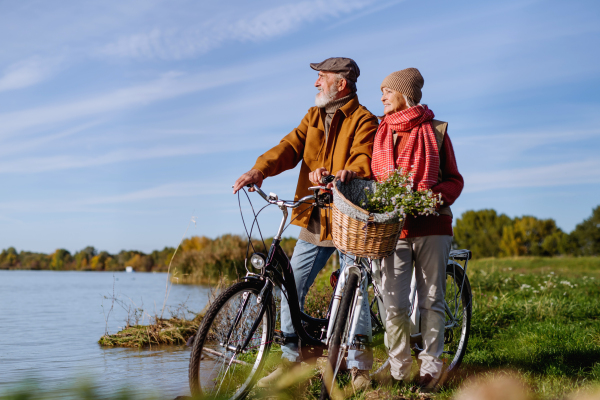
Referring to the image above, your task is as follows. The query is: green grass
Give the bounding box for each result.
[294,256,600,400]
[446,257,600,399]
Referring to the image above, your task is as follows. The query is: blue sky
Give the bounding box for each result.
[1,0,599,254]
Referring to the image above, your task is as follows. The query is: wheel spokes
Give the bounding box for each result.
[199,290,267,398]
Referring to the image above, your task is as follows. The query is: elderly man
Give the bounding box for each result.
[233,57,378,390]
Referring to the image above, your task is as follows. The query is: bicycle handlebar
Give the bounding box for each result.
[249,184,317,209]
[243,175,333,240]
[243,174,334,209]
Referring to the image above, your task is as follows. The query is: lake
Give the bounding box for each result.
[0,270,211,398]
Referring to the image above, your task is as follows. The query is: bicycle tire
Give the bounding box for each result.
[440,261,472,373]
[320,268,360,400]
[189,279,275,400]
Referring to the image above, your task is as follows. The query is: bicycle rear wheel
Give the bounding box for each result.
[441,261,472,373]
[320,268,360,400]
[189,279,275,400]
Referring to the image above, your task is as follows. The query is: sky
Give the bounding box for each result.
[1,0,599,254]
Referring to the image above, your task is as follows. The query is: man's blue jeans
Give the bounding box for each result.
[280,239,373,370]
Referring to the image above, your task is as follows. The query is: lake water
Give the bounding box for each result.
[0,270,211,398]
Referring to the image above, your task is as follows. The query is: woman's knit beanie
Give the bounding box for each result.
[381,68,424,103]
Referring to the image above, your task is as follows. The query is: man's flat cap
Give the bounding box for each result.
[310,57,360,82]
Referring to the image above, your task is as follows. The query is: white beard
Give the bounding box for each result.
[315,83,339,108]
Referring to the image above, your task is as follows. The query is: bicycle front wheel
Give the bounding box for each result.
[441,261,472,373]
[320,268,360,400]
[189,279,275,400]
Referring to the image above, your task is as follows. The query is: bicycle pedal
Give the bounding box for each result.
[273,330,298,345]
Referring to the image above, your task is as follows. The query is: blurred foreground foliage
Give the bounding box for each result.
[0,379,162,400]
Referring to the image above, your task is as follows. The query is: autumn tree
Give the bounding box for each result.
[74,246,97,270]
[173,234,248,282]
[150,247,176,272]
[181,236,212,252]
[50,249,72,270]
[499,216,565,256]
[568,206,600,255]
[453,209,512,257]
[125,253,154,271]
[19,251,50,270]
[0,247,19,268]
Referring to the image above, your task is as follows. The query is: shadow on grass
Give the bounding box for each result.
[465,348,600,377]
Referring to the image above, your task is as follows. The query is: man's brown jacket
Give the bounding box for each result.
[252,96,378,241]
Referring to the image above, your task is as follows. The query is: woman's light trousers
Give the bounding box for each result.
[376,235,452,380]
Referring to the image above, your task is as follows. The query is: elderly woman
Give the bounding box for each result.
[371,68,464,390]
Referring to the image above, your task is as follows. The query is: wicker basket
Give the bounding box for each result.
[331,178,404,259]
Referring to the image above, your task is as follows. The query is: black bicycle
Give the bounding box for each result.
[188,181,473,400]
[188,182,334,399]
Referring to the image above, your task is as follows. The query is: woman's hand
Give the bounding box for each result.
[310,168,357,188]
[335,169,357,183]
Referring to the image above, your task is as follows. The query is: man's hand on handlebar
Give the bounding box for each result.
[233,169,264,194]
[309,168,330,186]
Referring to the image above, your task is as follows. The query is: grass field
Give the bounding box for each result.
[446,257,600,399]
[278,256,600,399]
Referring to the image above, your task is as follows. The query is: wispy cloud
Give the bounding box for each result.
[0,40,320,140]
[0,180,229,213]
[0,120,103,156]
[0,69,254,138]
[0,56,63,92]
[0,165,303,214]
[0,141,253,174]
[83,181,229,205]
[98,0,378,60]
[453,128,600,162]
[465,159,600,193]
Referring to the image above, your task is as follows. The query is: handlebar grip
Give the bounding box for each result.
[320,175,335,184]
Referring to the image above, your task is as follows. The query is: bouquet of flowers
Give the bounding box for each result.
[361,168,443,219]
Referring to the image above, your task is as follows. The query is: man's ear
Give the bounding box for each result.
[338,78,347,92]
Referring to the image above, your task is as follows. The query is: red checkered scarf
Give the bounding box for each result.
[371,105,439,190]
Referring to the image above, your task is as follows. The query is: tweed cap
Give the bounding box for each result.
[381,68,424,103]
[310,57,360,82]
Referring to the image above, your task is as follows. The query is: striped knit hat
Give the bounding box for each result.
[380,68,424,103]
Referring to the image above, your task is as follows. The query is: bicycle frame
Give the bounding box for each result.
[240,184,472,358]
[242,185,330,348]
[325,251,471,352]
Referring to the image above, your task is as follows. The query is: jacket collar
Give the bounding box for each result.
[339,94,359,117]
[317,94,360,130]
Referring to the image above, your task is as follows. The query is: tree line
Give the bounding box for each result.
[0,246,176,272]
[0,234,296,282]
[453,205,600,258]
[1,206,598,277]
